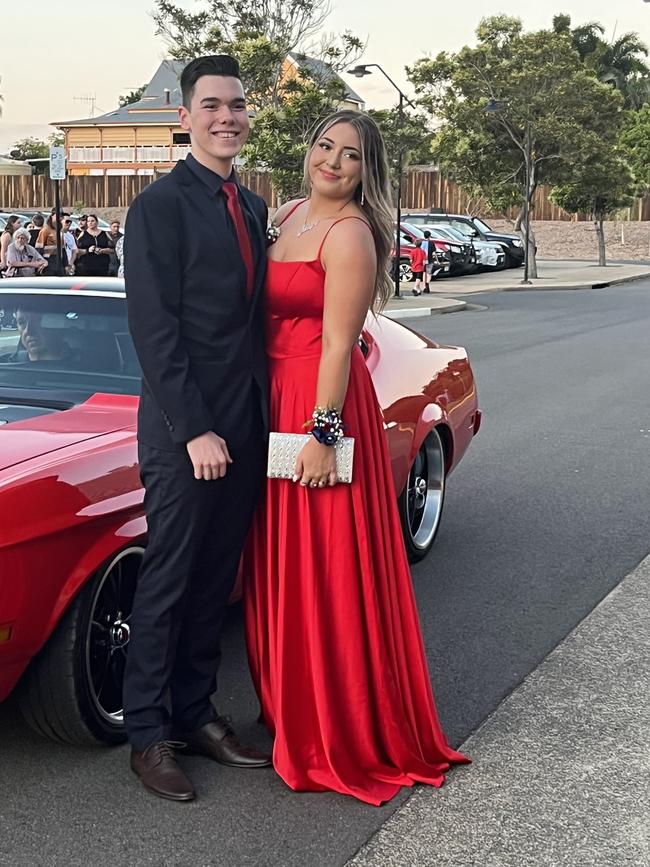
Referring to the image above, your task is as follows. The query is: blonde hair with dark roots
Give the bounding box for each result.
[303,110,394,312]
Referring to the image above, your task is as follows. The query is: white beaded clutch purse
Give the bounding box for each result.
[267,433,355,483]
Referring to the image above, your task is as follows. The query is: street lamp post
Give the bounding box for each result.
[522,120,532,285]
[348,64,415,298]
[485,99,533,285]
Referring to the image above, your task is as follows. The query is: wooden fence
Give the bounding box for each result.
[2,168,650,220]
[0,170,276,211]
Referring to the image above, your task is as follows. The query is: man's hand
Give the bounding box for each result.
[186,431,233,480]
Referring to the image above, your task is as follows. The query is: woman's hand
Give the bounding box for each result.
[294,437,337,488]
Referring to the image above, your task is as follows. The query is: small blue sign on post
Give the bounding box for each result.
[49,146,66,275]
[49,146,66,181]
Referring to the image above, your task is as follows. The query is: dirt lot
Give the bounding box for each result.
[489,219,650,262]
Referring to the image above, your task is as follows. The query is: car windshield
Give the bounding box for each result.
[472,217,493,233]
[434,225,468,243]
[0,291,140,396]
[415,225,456,243]
[400,223,425,239]
[402,215,429,226]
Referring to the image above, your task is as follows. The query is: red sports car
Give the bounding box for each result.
[0,277,480,747]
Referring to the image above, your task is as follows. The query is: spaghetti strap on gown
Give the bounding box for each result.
[244,212,469,806]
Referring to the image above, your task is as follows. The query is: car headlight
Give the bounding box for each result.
[512,239,523,247]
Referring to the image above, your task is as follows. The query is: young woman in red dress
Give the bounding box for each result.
[244,109,469,805]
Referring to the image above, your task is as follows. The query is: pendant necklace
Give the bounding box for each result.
[296,215,321,237]
[296,201,352,238]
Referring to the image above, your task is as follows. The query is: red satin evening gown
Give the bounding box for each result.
[244,217,469,806]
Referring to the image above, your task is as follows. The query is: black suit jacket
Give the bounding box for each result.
[124,157,268,451]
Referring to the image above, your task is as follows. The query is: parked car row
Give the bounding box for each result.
[394,212,525,282]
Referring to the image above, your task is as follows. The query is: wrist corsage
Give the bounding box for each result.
[304,406,344,446]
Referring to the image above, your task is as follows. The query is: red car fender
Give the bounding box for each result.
[41,515,147,649]
[412,403,450,469]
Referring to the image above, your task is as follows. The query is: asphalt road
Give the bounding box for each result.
[3,282,650,867]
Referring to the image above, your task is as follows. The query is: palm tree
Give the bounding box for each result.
[596,32,650,87]
[554,17,650,108]
[553,15,605,61]
[570,22,606,63]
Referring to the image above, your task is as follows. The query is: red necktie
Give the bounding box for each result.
[222,181,254,299]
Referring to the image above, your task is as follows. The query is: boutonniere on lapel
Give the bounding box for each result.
[266,222,281,246]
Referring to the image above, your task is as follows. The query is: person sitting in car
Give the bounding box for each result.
[4,229,47,278]
[0,306,73,364]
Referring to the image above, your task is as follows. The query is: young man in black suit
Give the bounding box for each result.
[123,55,270,802]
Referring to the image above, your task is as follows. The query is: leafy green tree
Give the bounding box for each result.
[151,0,362,111]
[242,76,345,200]
[620,105,650,185]
[552,16,605,61]
[119,85,148,107]
[367,110,433,186]
[550,152,636,265]
[408,15,624,277]
[9,137,49,161]
[8,133,64,173]
[9,133,64,162]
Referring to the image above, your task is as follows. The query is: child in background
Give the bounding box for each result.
[409,238,426,296]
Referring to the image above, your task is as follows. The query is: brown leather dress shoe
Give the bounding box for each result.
[178,717,272,768]
[130,741,195,801]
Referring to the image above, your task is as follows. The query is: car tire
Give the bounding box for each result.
[398,428,446,563]
[18,546,144,746]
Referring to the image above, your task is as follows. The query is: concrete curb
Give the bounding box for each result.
[384,300,467,320]
[503,271,650,292]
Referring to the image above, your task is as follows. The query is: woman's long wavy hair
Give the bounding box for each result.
[2,215,21,236]
[303,110,394,312]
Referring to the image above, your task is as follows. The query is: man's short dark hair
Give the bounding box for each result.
[33,214,44,227]
[181,55,241,108]
[424,230,431,238]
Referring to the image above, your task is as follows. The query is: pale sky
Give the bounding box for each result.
[1,0,649,152]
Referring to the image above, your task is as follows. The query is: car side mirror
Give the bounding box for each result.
[403,235,413,243]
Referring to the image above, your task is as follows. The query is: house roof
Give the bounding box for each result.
[287,52,364,105]
[53,59,185,128]
[52,54,364,129]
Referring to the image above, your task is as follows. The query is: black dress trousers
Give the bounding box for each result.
[123,404,265,750]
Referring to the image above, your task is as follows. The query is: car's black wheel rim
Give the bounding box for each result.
[85,547,143,725]
[406,430,445,550]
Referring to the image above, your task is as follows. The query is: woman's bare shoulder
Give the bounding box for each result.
[327,211,374,249]
[272,198,307,226]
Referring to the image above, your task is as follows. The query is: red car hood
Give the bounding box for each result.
[0,393,138,472]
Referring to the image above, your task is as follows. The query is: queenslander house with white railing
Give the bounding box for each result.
[53,57,364,177]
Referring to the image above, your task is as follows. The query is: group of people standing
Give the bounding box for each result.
[0,212,123,278]
[122,53,469,809]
